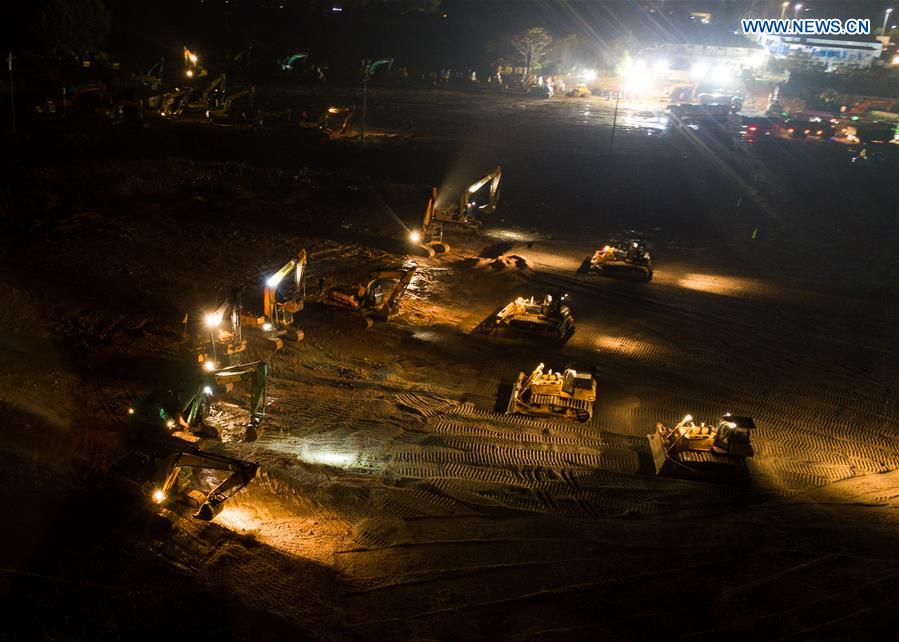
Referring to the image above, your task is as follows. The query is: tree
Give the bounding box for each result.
[511,27,552,82]
[548,33,591,75]
[31,0,111,58]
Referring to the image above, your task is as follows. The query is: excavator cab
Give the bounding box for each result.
[712,415,756,457]
[365,282,385,307]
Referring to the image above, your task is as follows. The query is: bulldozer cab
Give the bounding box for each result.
[561,369,593,398]
[712,416,756,456]
[542,293,568,317]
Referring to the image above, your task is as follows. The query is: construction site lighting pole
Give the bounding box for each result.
[610,90,621,149]
[7,52,15,135]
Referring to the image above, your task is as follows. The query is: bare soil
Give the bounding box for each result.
[1,87,898,641]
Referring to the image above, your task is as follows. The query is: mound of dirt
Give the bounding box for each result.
[463,254,531,272]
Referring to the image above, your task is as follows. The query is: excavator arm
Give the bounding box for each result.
[196,289,245,368]
[458,166,502,219]
[152,451,258,520]
[365,267,416,321]
[174,361,268,440]
[263,250,307,329]
[281,52,309,71]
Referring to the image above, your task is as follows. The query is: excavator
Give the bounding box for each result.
[206,84,256,122]
[280,52,309,71]
[129,360,269,442]
[507,362,596,422]
[327,266,416,327]
[110,449,257,522]
[433,166,502,229]
[578,239,653,282]
[409,187,450,256]
[320,105,354,135]
[176,73,227,116]
[648,414,756,477]
[183,46,207,79]
[242,250,307,346]
[478,294,575,343]
[193,289,246,370]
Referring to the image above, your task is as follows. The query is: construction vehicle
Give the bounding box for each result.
[320,105,354,135]
[206,84,256,122]
[242,250,307,346]
[110,449,257,521]
[327,266,416,327]
[433,166,502,229]
[409,187,450,256]
[129,361,269,442]
[506,362,596,422]
[193,289,246,370]
[136,58,165,89]
[280,52,309,71]
[478,294,574,343]
[184,73,227,114]
[565,83,592,98]
[183,46,207,79]
[148,86,191,117]
[578,239,653,282]
[648,414,756,477]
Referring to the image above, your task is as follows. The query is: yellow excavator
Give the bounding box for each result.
[433,166,502,229]
[183,46,207,79]
[193,289,246,370]
[578,239,653,282]
[242,250,307,348]
[478,294,575,343]
[110,449,257,522]
[648,414,756,477]
[409,187,450,256]
[327,266,416,327]
[129,360,269,442]
[507,362,596,422]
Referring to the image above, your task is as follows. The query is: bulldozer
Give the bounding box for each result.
[242,250,307,348]
[433,166,502,229]
[479,294,575,343]
[409,187,450,256]
[129,360,269,443]
[578,239,653,282]
[110,449,257,522]
[327,266,416,327]
[507,362,596,422]
[648,414,756,477]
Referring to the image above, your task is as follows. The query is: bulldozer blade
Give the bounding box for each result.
[506,373,525,415]
[648,433,673,475]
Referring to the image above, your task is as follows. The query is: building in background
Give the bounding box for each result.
[756,34,884,70]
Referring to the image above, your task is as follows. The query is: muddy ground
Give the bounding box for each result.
[1,87,898,641]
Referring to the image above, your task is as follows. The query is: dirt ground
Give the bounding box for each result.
[1,87,898,641]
